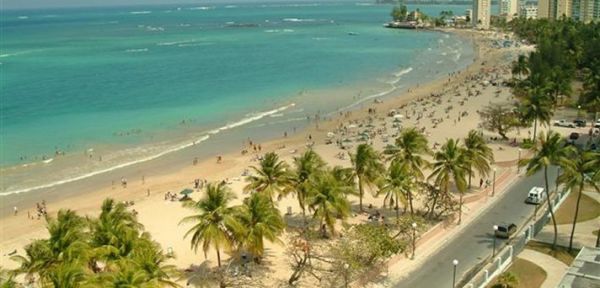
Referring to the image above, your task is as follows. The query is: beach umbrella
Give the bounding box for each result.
[180,188,194,196]
[393,114,403,119]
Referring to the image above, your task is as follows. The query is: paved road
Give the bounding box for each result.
[394,167,559,288]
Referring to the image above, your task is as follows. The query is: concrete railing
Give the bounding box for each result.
[461,187,572,288]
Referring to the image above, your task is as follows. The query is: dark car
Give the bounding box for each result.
[494,223,517,239]
[574,119,587,127]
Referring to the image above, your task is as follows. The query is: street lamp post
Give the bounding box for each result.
[411,222,417,260]
[492,168,497,197]
[452,259,459,288]
[493,225,498,257]
[577,105,581,118]
[344,263,349,288]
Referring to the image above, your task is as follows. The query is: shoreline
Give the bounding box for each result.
[1,28,528,286]
[0,28,474,217]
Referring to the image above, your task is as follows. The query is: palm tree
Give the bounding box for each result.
[307,170,353,237]
[429,139,468,223]
[350,144,385,211]
[511,54,529,80]
[520,131,572,250]
[494,271,519,288]
[180,182,241,267]
[547,68,572,108]
[385,127,431,179]
[130,239,180,287]
[463,130,494,189]
[517,88,553,141]
[291,150,326,228]
[90,198,143,260]
[378,161,413,220]
[245,152,293,204]
[558,148,600,252]
[47,263,86,288]
[12,209,89,286]
[235,193,285,262]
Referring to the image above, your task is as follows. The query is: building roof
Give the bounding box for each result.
[558,247,600,288]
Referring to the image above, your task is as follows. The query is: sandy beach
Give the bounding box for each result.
[1,28,554,286]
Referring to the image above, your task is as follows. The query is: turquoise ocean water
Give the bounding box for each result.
[0,1,472,195]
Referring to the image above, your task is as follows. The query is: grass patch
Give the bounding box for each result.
[487,258,546,288]
[554,190,600,225]
[525,241,579,265]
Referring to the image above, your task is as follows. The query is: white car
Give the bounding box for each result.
[595,119,600,128]
[553,119,576,128]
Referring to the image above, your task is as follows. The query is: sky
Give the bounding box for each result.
[1,0,350,10]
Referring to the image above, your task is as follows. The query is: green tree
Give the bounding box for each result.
[520,131,572,250]
[558,148,600,252]
[350,144,385,212]
[180,182,241,267]
[236,193,285,262]
[245,152,293,205]
[478,103,520,140]
[291,150,326,228]
[308,170,353,237]
[517,88,553,141]
[511,54,529,80]
[385,127,431,180]
[463,130,494,189]
[429,139,468,223]
[378,161,414,220]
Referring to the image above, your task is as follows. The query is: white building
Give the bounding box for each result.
[520,4,538,19]
[465,8,473,21]
[500,0,519,20]
[472,0,491,29]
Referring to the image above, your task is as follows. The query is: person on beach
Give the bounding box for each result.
[479,178,484,188]
[13,206,18,216]
[121,177,127,188]
[217,155,222,163]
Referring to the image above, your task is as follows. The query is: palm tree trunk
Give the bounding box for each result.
[544,167,558,250]
[533,118,538,141]
[217,248,222,268]
[359,178,364,212]
[429,190,440,219]
[408,190,414,215]
[569,180,584,252]
[395,194,400,221]
[468,166,472,189]
[458,191,463,225]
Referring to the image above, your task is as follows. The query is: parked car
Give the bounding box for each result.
[525,186,546,204]
[573,119,587,127]
[495,223,517,239]
[554,119,576,128]
[595,119,600,128]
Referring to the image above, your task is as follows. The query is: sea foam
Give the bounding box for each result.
[0,104,295,196]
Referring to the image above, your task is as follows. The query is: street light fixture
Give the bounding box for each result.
[411,222,417,260]
[492,168,497,197]
[493,225,498,257]
[452,259,459,288]
[577,105,581,118]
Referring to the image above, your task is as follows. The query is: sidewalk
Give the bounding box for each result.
[365,166,520,287]
[535,191,600,249]
[518,249,568,288]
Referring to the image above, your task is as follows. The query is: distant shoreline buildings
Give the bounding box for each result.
[469,0,598,27]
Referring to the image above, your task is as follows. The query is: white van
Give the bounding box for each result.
[525,187,545,204]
